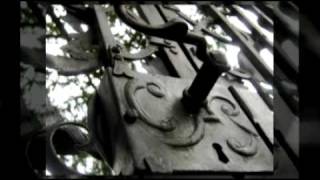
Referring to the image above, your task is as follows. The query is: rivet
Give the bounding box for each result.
[190,47,196,55]
[111,46,121,54]
[124,109,138,124]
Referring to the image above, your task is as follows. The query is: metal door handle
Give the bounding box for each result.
[114,5,230,112]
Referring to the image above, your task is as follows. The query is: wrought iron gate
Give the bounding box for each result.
[20,1,299,178]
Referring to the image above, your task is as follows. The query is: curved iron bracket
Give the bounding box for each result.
[162,5,234,44]
[45,122,113,177]
[114,5,210,62]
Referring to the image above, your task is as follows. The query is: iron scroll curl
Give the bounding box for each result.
[114,4,214,63]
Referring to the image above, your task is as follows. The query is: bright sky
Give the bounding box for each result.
[45,4,274,176]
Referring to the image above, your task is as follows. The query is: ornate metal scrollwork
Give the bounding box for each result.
[124,78,205,147]
[39,3,275,176]
[163,5,234,44]
[227,135,258,156]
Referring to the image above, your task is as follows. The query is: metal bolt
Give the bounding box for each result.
[190,47,196,56]
[111,46,121,54]
[124,109,138,124]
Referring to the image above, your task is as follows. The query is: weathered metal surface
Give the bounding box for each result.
[20,2,298,178]
[157,3,273,136]
[95,3,274,174]
[228,85,273,144]
[102,70,273,173]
